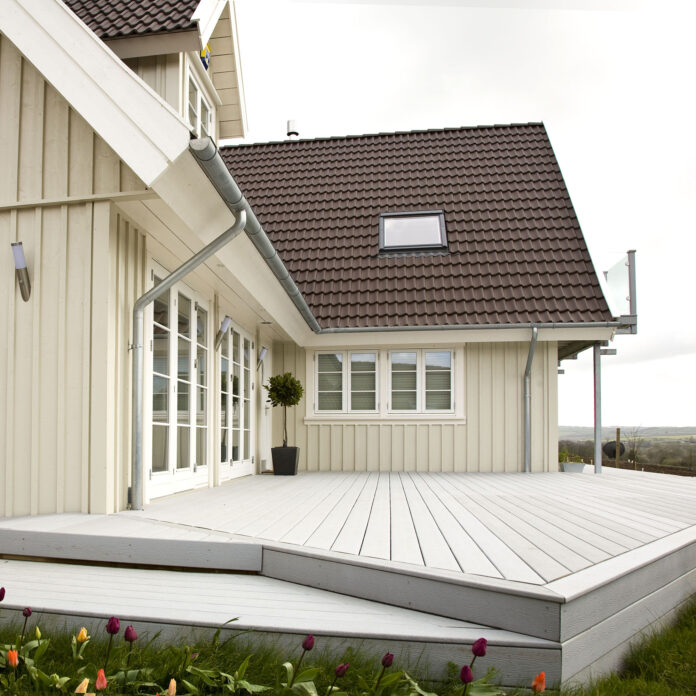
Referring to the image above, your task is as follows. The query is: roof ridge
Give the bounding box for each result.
[221,122,546,150]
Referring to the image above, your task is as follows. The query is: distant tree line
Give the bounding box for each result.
[559,433,696,475]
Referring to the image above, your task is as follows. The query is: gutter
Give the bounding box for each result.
[319,321,621,333]
[523,326,539,473]
[189,138,321,333]
[130,209,247,511]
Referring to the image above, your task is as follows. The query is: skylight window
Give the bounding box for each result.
[379,211,447,252]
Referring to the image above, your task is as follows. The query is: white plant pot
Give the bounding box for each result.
[560,461,586,473]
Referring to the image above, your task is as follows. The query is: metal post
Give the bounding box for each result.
[524,326,538,473]
[593,344,602,474]
[616,427,621,470]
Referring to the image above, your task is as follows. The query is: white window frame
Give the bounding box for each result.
[379,211,448,252]
[186,59,216,139]
[314,351,379,415]
[388,349,454,414]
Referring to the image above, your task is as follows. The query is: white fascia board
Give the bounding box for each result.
[193,0,229,46]
[3,0,190,186]
[304,326,615,348]
[229,0,249,135]
[106,30,201,60]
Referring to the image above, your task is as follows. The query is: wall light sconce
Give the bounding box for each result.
[11,242,31,302]
[214,316,232,350]
[256,346,268,370]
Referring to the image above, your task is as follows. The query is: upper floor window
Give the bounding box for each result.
[379,211,447,252]
[188,74,212,138]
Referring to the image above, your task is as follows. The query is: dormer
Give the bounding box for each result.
[63,0,247,141]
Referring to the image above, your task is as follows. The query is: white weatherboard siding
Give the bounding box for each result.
[0,34,148,516]
[123,54,181,113]
[273,341,558,472]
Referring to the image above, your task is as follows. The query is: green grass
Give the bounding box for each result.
[2,597,696,694]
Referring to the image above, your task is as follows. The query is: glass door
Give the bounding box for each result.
[219,323,255,481]
[149,271,209,499]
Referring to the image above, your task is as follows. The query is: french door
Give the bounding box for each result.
[150,269,210,498]
[219,323,255,481]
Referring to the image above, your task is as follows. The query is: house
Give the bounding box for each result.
[0,0,632,517]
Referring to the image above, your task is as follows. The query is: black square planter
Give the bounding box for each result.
[271,446,299,475]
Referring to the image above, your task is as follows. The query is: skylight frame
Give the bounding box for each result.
[379,211,448,252]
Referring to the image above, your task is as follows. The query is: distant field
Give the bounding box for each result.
[559,425,696,440]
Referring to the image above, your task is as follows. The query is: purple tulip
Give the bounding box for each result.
[22,607,32,618]
[0,587,5,601]
[335,663,350,677]
[460,665,474,684]
[105,616,120,635]
[124,625,138,643]
[471,637,487,658]
[381,652,394,668]
[302,634,315,651]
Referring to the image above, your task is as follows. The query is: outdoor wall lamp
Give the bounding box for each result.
[11,242,31,302]
[256,346,268,370]
[214,315,232,350]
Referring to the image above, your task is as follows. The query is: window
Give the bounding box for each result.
[316,352,378,413]
[313,349,454,416]
[379,211,447,251]
[389,350,452,413]
[187,73,212,138]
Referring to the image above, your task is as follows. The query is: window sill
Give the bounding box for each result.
[304,416,466,425]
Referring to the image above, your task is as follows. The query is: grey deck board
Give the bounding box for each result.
[359,472,391,560]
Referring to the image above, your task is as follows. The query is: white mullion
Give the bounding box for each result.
[167,288,177,476]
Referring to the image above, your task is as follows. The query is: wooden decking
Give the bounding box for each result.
[132,468,696,585]
[1,468,695,687]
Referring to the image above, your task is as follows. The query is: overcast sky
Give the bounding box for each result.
[231,0,695,427]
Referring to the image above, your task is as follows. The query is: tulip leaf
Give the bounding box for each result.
[291,681,319,696]
[283,661,294,684]
[403,673,439,696]
[33,638,50,664]
[182,678,201,694]
[237,654,251,678]
[294,668,320,683]
[377,671,403,688]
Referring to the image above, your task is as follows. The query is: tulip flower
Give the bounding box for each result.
[289,634,316,687]
[471,638,487,658]
[374,651,395,690]
[531,671,545,693]
[166,678,177,695]
[104,616,120,671]
[95,669,107,692]
[125,624,138,666]
[18,607,32,650]
[35,625,42,640]
[77,627,90,643]
[0,587,5,601]
[8,649,18,669]
[460,665,473,684]
[325,663,350,696]
[74,678,90,693]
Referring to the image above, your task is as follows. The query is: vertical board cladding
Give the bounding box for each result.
[123,55,180,112]
[209,4,245,139]
[273,341,558,473]
[0,33,148,516]
[0,34,147,203]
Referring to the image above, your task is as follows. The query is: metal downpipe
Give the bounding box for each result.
[524,326,539,473]
[130,209,247,511]
[593,343,602,474]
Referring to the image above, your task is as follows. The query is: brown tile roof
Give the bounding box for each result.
[220,123,613,329]
[63,0,199,40]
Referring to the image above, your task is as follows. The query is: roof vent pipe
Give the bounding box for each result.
[287,120,299,138]
[524,325,538,473]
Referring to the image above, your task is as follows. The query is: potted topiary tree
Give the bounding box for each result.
[264,372,304,475]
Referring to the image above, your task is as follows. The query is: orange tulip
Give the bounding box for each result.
[7,649,18,668]
[531,671,546,693]
[74,678,92,694]
[166,678,177,695]
[95,669,107,692]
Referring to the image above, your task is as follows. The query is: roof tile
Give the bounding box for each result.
[220,123,613,329]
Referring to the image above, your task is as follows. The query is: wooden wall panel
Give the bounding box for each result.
[273,341,558,474]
